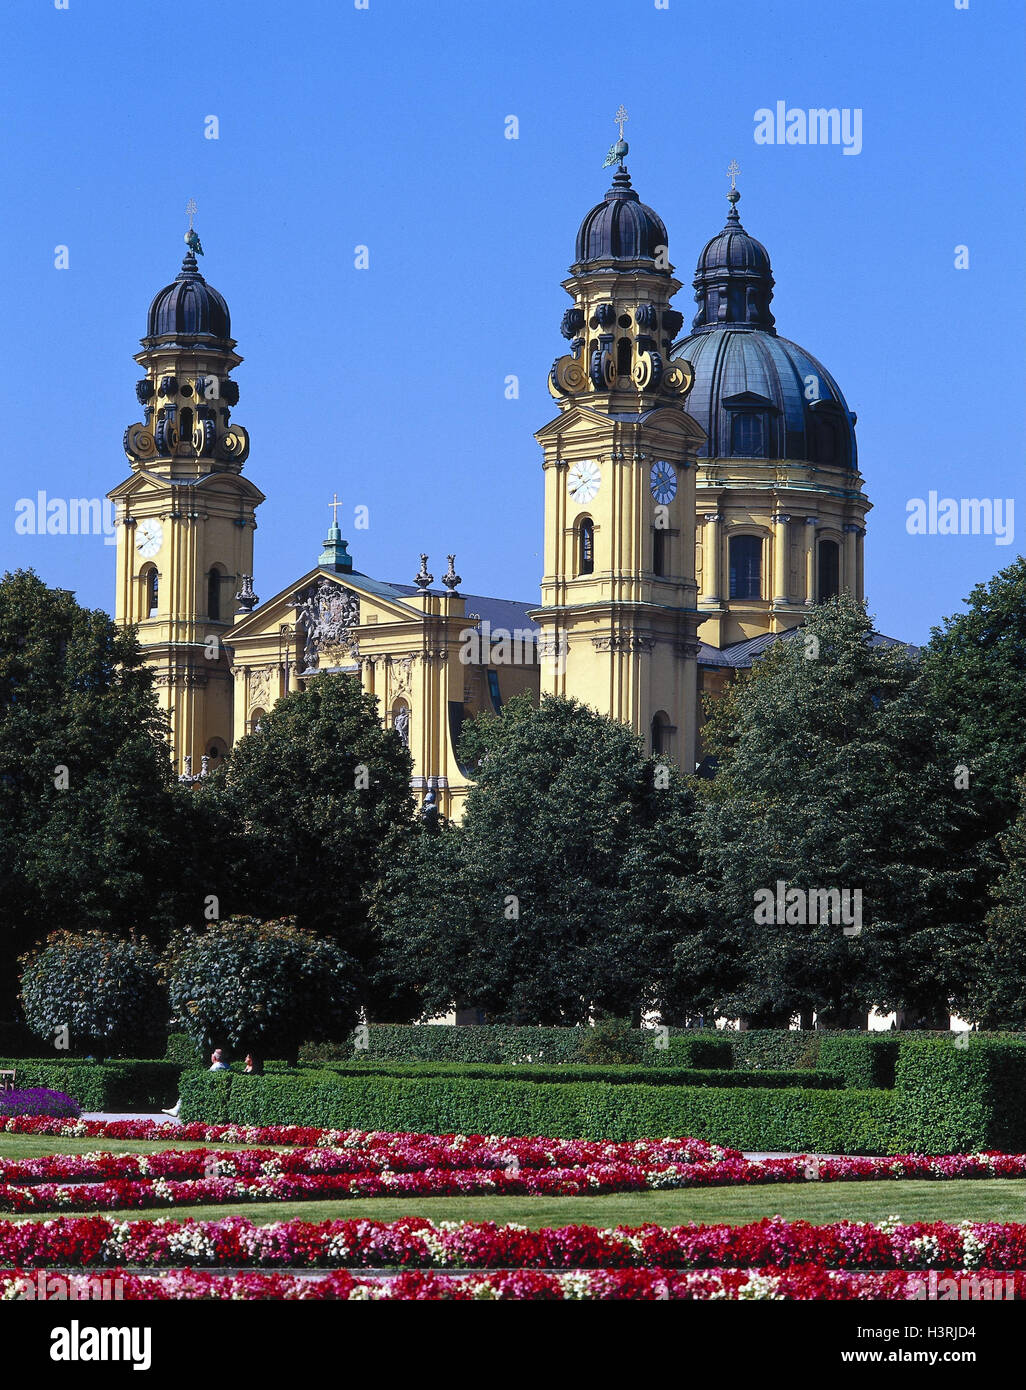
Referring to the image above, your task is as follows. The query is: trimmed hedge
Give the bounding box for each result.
[164,1032,205,1066]
[0,1059,181,1112]
[306,1026,916,1077]
[309,1060,844,1090]
[816,1035,900,1090]
[894,1038,1026,1153]
[179,1070,898,1152]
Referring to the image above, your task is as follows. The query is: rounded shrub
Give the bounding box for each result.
[18,930,166,1059]
[165,916,359,1066]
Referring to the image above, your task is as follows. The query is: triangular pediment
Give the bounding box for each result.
[107,469,265,504]
[229,566,427,642]
[535,401,706,448]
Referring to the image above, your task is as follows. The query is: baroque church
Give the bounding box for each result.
[109,137,874,819]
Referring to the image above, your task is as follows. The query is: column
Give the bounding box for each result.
[702,514,722,602]
[803,516,818,605]
[842,523,859,594]
[855,526,866,600]
[772,513,791,604]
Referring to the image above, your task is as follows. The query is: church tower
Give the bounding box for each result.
[672,169,872,650]
[108,214,264,776]
[532,115,706,770]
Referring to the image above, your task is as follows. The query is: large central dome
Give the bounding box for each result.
[673,191,857,469]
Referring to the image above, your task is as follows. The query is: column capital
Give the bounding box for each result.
[701,513,722,524]
[804,515,819,526]
[772,512,792,524]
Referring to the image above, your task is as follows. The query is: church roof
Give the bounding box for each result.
[698,628,919,669]
[385,584,540,635]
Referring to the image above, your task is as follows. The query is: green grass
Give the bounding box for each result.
[5,1134,1025,1229]
[0,1135,288,1159]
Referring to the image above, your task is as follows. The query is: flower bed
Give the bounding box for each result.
[2,1265,1023,1300]
[2,1213,1026,1273]
[0,1089,80,1120]
[5,1131,1026,1217]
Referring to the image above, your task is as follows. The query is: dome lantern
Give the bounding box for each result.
[691,173,776,334]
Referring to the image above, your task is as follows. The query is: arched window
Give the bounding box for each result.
[578,518,595,575]
[729,535,762,599]
[817,540,840,601]
[249,707,266,734]
[143,566,159,617]
[651,711,671,756]
[207,568,222,621]
[180,407,193,448]
[653,527,666,577]
[731,413,766,457]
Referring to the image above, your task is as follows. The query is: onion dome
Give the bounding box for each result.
[573,167,669,273]
[691,188,775,333]
[672,186,857,468]
[143,245,232,348]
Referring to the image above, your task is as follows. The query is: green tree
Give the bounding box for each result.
[372,695,702,1024]
[213,673,414,956]
[19,930,166,1059]
[165,916,359,1065]
[964,785,1026,1028]
[0,570,182,1017]
[676,595,984,1026]
[921,556,1026,845]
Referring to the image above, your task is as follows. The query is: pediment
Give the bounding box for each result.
[535,401,706,448]
[230,567,426,645]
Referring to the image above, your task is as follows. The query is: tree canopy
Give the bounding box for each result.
[372,694,702,1024]
[675,595,985,1026]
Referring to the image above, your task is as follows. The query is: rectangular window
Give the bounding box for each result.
[729,535,762,599]
[731,413,766,457]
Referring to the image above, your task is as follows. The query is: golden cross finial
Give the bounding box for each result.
[186,198,198,230]
[328,492,343,526]
[614,105,629,140]
[727,160,741,191]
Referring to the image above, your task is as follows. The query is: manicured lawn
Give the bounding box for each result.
[5,1135,1025,1228]
[0,1135,288,1159]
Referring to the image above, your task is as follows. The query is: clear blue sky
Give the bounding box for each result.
[1,0,1023,644]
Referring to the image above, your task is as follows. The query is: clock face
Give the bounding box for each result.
[135,518,164,559]
[567,459,601,505]
[650,460,677,505]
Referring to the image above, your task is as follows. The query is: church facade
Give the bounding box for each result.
[109,143,871,818]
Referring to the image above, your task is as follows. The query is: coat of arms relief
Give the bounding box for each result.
[292,578,360,670]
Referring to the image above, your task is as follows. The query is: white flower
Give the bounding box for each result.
[736,1273,784,1300]
[558,1273,595,1300]
[959,1222,987,1271]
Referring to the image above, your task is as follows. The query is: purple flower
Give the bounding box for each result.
[0,1088,81,1119]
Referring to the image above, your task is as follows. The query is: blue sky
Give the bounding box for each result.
[1,0,1022,644]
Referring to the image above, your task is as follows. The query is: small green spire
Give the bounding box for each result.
[319,493,353,572]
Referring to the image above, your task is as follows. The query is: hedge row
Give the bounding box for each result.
[295,1026,915,1082]
[179,1070,898,1153]
[311,1060,845,1090]
[0,1060,181,1112]
[894,1038,1026,1153]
